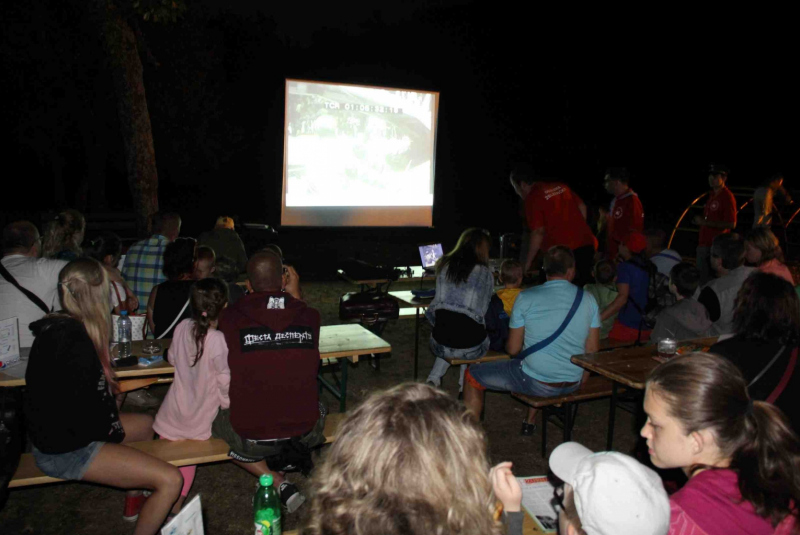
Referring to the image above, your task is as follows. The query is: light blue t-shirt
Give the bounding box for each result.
[510,279,601,383]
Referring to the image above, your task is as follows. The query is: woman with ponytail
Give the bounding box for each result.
[641,352,800,535]
[24,258,182,535]
[154,277,230,516]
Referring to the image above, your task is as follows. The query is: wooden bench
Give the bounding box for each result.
[442,350,510,366]
[10,412,346,488]
[512,376,619,457]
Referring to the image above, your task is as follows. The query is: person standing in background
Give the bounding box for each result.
[693,164,736,284]
[753,172,792,228]
[604,167,644,261]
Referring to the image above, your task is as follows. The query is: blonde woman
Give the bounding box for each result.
[744,227,794,284]
[41,209,85,261]
[24,258,182,535]
[304,383,505,535]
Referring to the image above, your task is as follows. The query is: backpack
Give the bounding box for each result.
[626,257,676,331]
[484,294,509,352]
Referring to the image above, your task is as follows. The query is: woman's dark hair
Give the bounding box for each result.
[214,256,239,283]
[436,228,491,284]
[83,232,122,265]
[190,278,228,366]
[163,238,197,280]
[733,272,800,345]
[669,262,701,298]
[648,353,800,527]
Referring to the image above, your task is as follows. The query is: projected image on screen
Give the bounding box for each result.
[282,79,439,227]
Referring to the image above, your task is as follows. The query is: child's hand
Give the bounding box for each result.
[490,462,521,513]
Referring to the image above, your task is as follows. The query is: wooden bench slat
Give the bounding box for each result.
[511,377,617,408]
[10,412,347,488]
[444,350,510,366]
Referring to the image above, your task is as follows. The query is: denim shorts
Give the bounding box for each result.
[429,335,490,360]
[467,359,580,397]
[32,441,105,481]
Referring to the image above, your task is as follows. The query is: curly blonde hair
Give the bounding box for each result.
[303,383,502,535]
[42,209,85,258]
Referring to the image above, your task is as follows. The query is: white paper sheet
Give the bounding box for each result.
[161,494,204,535]
[0,317,20,369]
[517,476,558,533]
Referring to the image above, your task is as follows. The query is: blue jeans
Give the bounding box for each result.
[32,441,105,481]
[426,336,490,389]
[468,359,580,397]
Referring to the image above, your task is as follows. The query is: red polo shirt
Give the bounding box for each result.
[699,187,737,247]
[606,189,644,259]
[525,182,597,251]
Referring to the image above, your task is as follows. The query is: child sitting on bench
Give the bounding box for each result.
[583,260,618,340]
[154,278,230,517]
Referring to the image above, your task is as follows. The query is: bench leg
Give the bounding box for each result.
[541,408,548,458]
[563,402,573,443]
[607,382,618,450]
[413,308,420,380]
[339,358,349,412]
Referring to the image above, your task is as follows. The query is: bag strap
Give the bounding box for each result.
[766,347,797,404]
[0,262,50,314]
[516,288,583,360]
[155,298,190,339]
[748,345,786,389]
[110,282,124,310]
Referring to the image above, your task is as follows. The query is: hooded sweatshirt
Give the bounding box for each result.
[218,291,320,440]
[650,298,712,342]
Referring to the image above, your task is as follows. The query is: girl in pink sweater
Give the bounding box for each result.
[154,278,230,515]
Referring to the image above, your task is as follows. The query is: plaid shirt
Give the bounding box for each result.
[122,235,169,307]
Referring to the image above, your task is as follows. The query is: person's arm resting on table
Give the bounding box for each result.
[600,282,628,322]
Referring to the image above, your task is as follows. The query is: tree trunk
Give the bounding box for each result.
[95,1,158,235]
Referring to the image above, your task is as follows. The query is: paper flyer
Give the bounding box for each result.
[517,475,558,533]
[161,494,204,535]
[0,317,21,369]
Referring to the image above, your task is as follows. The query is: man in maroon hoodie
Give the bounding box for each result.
[214,250,325,513]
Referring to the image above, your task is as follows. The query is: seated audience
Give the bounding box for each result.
[584,259,618,339]
[84,231,133,313]
[214,256,246,305]
[642,352,799,535]
[697,233,755,335]
[745,227,794,284]
[24,258,182,534]
[194,245,216,280]
[154,278,230,518]
[0,221,68,349]
[146,238,197,340]
[198,216,248,275]
[304,383,505,535]
[650,263,711,341]
[425,228,494,391]
[463,246,600,434]
[496,259,523,315]
[216,251,325,513]
[493,441,670,535]
[710,272,800,431]
[602,232,653,342]
[41,209,85,261]
[645,228,682,276]
[122,211,181,307]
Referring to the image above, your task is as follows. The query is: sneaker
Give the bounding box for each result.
[124,389,160,408]
[279,482,306,514]
[520,422,537,436]
[123,492,148,522]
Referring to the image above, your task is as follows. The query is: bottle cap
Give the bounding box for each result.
[120,310,128,316]
[259,474,273,487]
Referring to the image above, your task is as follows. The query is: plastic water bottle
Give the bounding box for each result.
[254,474,281,535]
[118,311,132,359]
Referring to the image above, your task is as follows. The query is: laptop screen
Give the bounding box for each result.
[419,243,444,268]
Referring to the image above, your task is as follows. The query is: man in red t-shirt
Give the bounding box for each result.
[693,164,737,283]
[216,251,325,513]
[603,167,644,260]
[510,166,597,286]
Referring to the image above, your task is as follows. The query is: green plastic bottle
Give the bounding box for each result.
[254,474,282,535]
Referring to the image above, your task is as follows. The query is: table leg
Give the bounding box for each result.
[414,308,420,381]
[339,357,348,412]
[607,381,618,450]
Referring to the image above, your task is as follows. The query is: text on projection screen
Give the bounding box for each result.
[282,80,438,227]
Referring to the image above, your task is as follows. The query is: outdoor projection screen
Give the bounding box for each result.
[281,79,439,227]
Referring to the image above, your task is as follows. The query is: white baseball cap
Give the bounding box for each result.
[549,442,670,535]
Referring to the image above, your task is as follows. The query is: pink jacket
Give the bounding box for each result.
[759,259,795,285]
[154,319,230,441]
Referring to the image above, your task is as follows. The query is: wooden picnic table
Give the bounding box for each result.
[0,324,391,412]
[388,290,432,380]
[570,335,719,448]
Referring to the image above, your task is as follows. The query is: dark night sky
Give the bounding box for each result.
[1,2,797,262]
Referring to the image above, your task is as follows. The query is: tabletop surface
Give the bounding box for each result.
[389,290,433,308]
[0,324,391,387]
[571,336,719,389]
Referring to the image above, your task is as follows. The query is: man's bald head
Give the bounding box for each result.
[247,251,283,292]
[3,221,40,256]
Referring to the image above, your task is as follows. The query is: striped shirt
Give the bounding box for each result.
[122,235,169,306]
